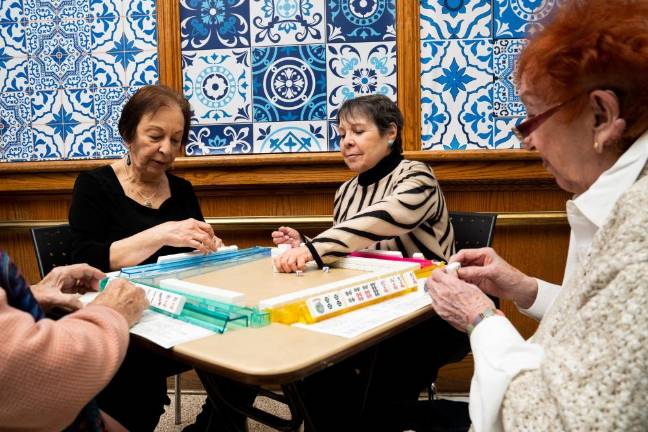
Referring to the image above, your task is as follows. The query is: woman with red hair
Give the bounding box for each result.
[426,0,648,430]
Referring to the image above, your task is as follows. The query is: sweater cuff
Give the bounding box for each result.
[517,279,560,321]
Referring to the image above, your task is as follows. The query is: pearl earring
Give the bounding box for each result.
[593,141,602,152]
[387,140,394,147]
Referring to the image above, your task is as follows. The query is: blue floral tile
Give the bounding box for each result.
[0,91,31,130]
[183,49,252,124]
[494,0,564,39]
[493,117,522,149]
[125,0,155,16]
[0,55,29,92]
[328,120,340,151]
[27,18,91,56]
[94,86,128,123]
[32,126,64,159]
[186,123,253,155]
[252,44,326,122]
[91,14,121,52]
[124,13,157,49]
[30,89,59,124]
[0,21,26,55]
[420,0,491,40]
[25,0,90,20]
[1,127,33,161]
[327,0,396,43]
[125,50,158,87]
[493,38,526,117]
[90,0,121,18]
[250,0,325,47]
[92,52,125,87]
[64,122,96,158]
[180,0,250,50]
[326,41,397,119]
[0,0,23,23]
[253,120,327,153]
[420,39,493,150]
[28,52,93,90]
[62,88,94,123]
[95,119,125,157]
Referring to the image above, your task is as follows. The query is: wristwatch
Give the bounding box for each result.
[467,308,504,335]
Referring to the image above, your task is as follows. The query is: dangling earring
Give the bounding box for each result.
[593,141,602,152]
[126,151,131,166]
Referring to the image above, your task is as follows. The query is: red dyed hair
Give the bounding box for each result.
[515,0,648,147]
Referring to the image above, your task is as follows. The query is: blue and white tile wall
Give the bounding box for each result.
[181,0,397,156]
[0,0,158,162]
[420,0,564,150]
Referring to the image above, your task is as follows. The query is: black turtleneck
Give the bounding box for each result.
[357,150,404,186]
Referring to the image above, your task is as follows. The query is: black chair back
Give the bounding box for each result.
[31,224,73,278]
[449,212,497,252]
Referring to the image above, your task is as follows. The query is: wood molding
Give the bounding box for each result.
[157,0,183,92]
[397,0,421,151]
[0,212,568,232]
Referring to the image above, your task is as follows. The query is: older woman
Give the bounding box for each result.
[272,95,467,430]
[427,1,648,431]
[0,254,148,431]
[69,85,228,431]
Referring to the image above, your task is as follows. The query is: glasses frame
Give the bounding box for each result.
[512,94,582,142]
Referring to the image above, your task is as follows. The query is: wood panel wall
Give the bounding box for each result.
[0,2,573,393]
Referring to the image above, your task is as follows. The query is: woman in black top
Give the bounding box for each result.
[69,85,233,431]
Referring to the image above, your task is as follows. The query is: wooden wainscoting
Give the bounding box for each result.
[0,151,571,392]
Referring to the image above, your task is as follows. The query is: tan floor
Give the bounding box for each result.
[155,392,293,432]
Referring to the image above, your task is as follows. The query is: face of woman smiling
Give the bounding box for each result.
[127,104,184,181]
[338,114,397,174]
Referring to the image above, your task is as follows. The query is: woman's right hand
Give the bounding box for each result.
[91,279,149,327]
[271,226,302,248]
[451,247,538,308]
[156,218,222,253]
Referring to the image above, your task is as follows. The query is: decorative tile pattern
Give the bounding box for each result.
[180,0,250,50]
[186,123,253,155]
[420,39,493,150]
[183,49,252,124]
[493,0,566,39]
[1,0,158,163]
[327,0,396,43]
[493,38,526,117]
[327,41,397,119]
[252,44,327,122]
[328,120,340,151]
[253,120,327,153]
[250,0,325,46]
[493,117,522,149]
[420,0,491,40]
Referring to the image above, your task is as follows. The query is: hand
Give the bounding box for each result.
[156,218,222,254]
[274,246,313,273]
[31,264,105,312]
[271,226,302,248]
[91,278,148,327]
[425,269,495,332]
[450,247,538,308]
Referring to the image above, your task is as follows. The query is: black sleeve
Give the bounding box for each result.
[69,172,113,271]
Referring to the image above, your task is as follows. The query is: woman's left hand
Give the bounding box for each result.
[425,268,495,332]
[274,246,313,273]
[31,264,106,312]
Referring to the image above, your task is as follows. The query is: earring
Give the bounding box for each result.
[593,141,602,152]
[126,151,131,166]
[387,140,394,147]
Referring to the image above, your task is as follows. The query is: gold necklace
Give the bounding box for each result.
[125,160,161,208]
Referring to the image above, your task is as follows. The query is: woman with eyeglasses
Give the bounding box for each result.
[426,0,648,430]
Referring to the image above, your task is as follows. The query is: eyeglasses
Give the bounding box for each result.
[512,94,581,142]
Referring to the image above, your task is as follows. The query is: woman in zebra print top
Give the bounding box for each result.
[273,94,455,272]
[270,95,469,431]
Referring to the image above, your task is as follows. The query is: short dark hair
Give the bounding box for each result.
[118,85,192,147]
[337,94,404,153]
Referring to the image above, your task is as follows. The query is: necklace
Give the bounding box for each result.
[124,160,161,208]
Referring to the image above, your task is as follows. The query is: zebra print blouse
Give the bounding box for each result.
[310,152,455,264]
